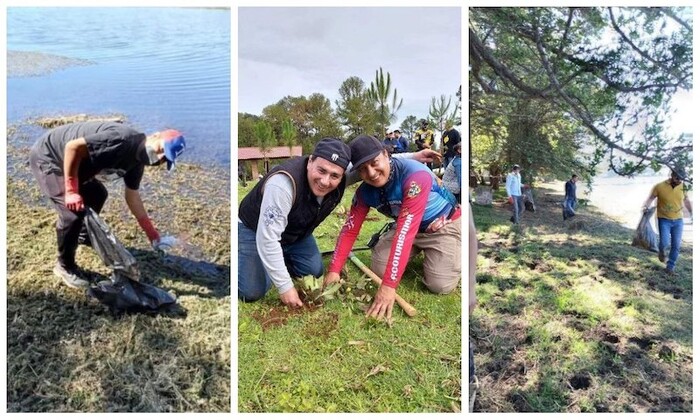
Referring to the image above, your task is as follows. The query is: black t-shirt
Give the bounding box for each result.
[32,121,148,190]
[442,128,461,159]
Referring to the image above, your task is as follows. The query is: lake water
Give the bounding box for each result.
[7,7,231,168]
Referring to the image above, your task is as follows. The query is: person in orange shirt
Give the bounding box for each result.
[642,168,693,275]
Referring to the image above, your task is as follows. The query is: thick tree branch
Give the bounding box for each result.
[469,27,554,98]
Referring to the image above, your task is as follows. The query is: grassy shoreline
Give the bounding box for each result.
[6,121,231,412]
[470,186,692,412]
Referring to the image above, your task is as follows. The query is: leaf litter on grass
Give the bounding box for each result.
[471,186,692,413]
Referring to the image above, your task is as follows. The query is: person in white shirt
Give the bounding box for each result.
[505,164,524,224]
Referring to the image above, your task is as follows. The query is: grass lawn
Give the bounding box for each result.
[237,179,462,412]
[470,186,692,412]
[6,121,231,412]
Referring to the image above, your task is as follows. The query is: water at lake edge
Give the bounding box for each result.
[7,7,230,168]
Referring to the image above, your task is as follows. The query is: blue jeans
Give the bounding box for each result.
[238,222,324,302]
[512,195,524,223]
[658,218,683,271]
[564,196,577,218]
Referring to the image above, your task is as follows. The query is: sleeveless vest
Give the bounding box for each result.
[239,156,346,244]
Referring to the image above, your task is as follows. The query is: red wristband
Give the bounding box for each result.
[65,176,79,194]
[137,216,160,242]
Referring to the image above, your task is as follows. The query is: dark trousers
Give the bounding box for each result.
[30,150,108,268]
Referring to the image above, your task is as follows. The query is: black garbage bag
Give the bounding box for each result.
[523,188,536,212]
[632,206,659,252]
[84,207,140,281]
[88,272,176,312]
[84,208,178,313]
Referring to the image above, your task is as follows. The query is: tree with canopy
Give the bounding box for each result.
[335,76,377,138]
[429,94,460,134]
[469,7,692,184]
[400,115,419,144]
[368,67,404,136]
[281,118,297,154]
[262,94,343,153]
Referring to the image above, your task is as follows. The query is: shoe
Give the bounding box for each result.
[664,268,677,276]
[53,262,90,289]
[510,216,515,223]
[658,248,666,263]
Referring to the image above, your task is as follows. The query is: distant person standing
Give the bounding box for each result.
[642,168,693,275]
[563,174,578,220]
[505,164,524,224]
[393,129,409,153]
[413,119,434,152]
[413,119,435,169]
[441,123,461,168]
[383,129,397,153]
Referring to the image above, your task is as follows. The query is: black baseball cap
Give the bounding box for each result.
[672,167,687,179]
[349,135,384,172]
[312,138,351,170]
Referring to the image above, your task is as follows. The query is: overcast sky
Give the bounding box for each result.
[238,7,461,128]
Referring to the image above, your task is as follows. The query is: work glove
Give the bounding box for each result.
[508,196,514,205]
[64,176,84,211]
[152,235,178,254]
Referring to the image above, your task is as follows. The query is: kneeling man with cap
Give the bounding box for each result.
[324,135,461,319]
[238,138,352,308]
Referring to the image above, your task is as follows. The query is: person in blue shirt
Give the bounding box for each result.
[393,129,409,153]
[563,174,578,221]
[382,130,398,153]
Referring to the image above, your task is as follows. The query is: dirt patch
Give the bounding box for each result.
[509,391,531,412]
[251,304,319,331]
[569,373,592,390]
[629,336,656,351]
[302,312,339,339]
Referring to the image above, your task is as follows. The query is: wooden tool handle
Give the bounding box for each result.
[349,252,417,317]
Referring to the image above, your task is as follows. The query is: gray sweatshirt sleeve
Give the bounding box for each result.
[256,174,295,294]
